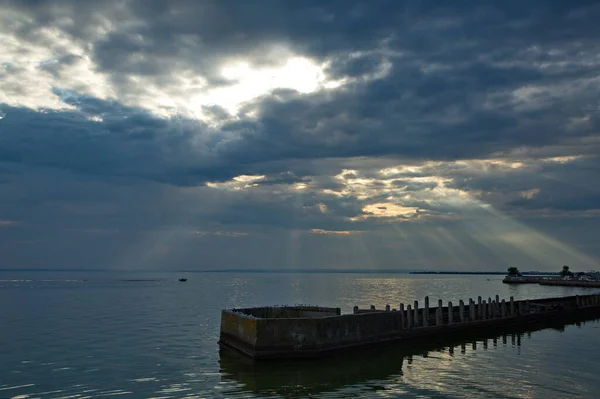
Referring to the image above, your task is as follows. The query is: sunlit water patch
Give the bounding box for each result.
[1,271,600,398]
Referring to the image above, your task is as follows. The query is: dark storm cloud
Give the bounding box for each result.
[3,0,600,175]
[2,0,600,269]
[0,96,249,185]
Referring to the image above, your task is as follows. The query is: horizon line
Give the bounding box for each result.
[0,268,561,274]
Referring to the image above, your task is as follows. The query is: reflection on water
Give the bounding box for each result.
[219,316,600,398]
[2,272,600,398]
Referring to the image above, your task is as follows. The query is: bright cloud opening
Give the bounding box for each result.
[195,57,328,115]
[361,203,419,219]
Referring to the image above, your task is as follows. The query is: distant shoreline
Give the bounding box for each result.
[0,268,559,275]
[409,271,560,276]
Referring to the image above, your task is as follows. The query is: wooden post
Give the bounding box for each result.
[459,300,465,322]
[448,301,454,324]
[385,304,390,311]
[399,304,406,328]
[510,296,515,315]
[413,301,419,327]
[424,296,430,327]
[370,305,375,310]
[469,298,476,321]
[478,296,483,319]
[407,305,412,328]
[353,306,358,314]
[481,301,487,320]
[496,295,502,317]
[488,297,493,319]
[438,299,443,325]
[501,299,507,318]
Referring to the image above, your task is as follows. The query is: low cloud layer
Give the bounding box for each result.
[1,0,600,271]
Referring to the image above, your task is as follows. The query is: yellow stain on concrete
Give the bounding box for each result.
[221,311,258,344]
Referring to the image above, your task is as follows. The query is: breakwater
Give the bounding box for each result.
[502,275,559,284]
[220,315,600,397]
[539,280,600,288]
[503,275,600,287]
[218,294,600,360]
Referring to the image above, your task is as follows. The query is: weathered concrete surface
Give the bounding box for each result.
[219,294,600,360]
[234,306,340,319]
[220,311,259,357]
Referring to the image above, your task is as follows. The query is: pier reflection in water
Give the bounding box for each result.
[219,316,600,398]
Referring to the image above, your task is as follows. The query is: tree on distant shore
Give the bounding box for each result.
[561,265,574,277]
[507,267,521,276]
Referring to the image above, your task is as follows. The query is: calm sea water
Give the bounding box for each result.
[1,271,600,399]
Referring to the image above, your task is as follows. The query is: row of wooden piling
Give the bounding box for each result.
[576,294,600,307]
[352,294,600,329]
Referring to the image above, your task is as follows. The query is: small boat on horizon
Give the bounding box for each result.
[179,278,187,282]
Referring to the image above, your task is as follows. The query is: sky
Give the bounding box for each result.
[1,0,600,272]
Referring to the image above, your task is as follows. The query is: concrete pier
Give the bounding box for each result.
[219,294,600,360]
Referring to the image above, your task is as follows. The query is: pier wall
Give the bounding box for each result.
[232,306,340,319]
[220,311,258,348]
[255,312,402,352]
[219,294,600,359]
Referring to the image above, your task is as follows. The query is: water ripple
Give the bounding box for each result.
[1,272,600,398]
